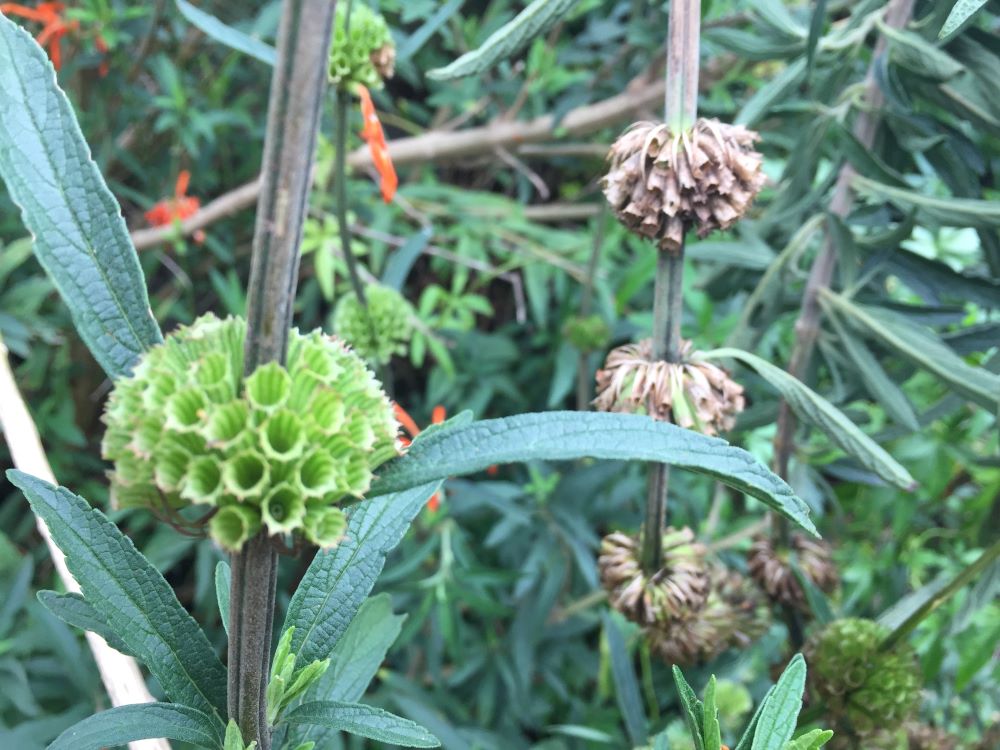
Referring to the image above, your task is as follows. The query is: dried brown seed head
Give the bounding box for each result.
[370,43,396,81]
[747,533,839,612]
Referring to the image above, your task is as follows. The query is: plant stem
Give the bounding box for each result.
[333,91,373,314]
[575,207,606,411]
[232,2,335,748]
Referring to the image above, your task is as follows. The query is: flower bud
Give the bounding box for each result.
[332,284,414,366]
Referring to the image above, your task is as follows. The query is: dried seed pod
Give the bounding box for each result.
[647,566,770,667]
[593,338,744,435]
[904,723,960,750]
[805,618,922,736]
[602,118,766,253]
[747,533,839,611]
[598,527,710,626]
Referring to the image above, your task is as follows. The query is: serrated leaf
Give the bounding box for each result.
[428,0,578,80]
[698,349,916,490]
[36,591,133,656]
[939,0,990,42]
[282,482,441,666]
[216,560,231,636]
[369,412,817,536]
[283,701,440,747]
[602,613,647,748]
[752,654,807,750]
[175,0,277,65]
[48,703,223,750]
[853,174,1000,229]
[0,15,162,378]
[7,470,227,726]
[672,666,706,750]
[822,293,1000,410]
[782,728,834,750]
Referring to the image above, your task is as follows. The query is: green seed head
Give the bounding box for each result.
[332,284,415,366]
[562,314,611,352]
[102,314,401,551]
[328,4,394,90]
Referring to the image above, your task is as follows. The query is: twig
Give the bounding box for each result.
[0,340,170,750]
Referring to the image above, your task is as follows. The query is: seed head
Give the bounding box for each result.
[328,4,394,90]
[332,284,415,365]
[747,533,839,612]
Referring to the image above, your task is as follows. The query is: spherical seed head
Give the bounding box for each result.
[603,118,766,253]
[332,284,415,366]
[594,339,745,435]
[805,618,922,735]
[598,527,710,626]
[101,314,401,551]
[747,533,839,611]
[328,4,394,90]
[562,314,611,352]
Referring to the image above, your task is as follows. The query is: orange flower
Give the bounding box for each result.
[145,170,204,243]
[1,3,106,73]
[394,403,447,510]
[355,83,397,203]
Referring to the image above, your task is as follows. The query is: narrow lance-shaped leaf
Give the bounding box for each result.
[175,0,277,65]
[939,0,991,42]
[428,0,579,80]
[48,703,224,750]
[602,613,647,748]
[0,14,161,378]
[697,348,917,490]
[216,560,231,636]
[372,412,818,536]
[751,654,807,750]
[852,174,1000,229]
[37,591,134,656]
[283,701,440,748]
[672,666,706,750]
[7,470,228,726]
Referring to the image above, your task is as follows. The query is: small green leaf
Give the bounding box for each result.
[703,676,722,750]
[370,412,817,536]
[672,666,706,750]
[939,0,990,42]
[734,686,775,750]
[0,14,162,378]
[782,728,834,750]
[752,654,807,750]
[602,613,647,748]
[879,19,964,80]
[48,703,223,750]
[736,58,806,127]
[175,0,277,65]
[8,470,227,726]
[697,349,916,490]
[283,701,440,747]
[853,174,1000,229]
[216,560,231,635]
[36,591,133,656]
[428,0,579,80]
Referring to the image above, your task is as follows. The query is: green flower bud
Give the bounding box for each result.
[328,4,394,91]
[563,314,611,352]
[101,314,401,551]
[332,284,414,366]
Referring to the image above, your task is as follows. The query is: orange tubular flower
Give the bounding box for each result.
[394,404,447,510]
[355,83,398,203]
[2,2,79,71]
[145,171,204,243]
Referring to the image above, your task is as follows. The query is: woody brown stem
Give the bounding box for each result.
[230,1,336,748]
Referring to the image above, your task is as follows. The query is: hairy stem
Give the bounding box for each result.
[231,2,336,747]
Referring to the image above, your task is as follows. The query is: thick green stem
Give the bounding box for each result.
[231,2,335,748]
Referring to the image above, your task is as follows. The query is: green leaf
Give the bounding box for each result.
[0,15,162,378]
[822,293,1000,410]
[48,703,224,750]
[282,482,441,666]
[381,228,432,291]
[734,686,775,750]
[602,613,646,748]
[428,0,579,80]
[939,0,990,42]
[36,591,133,656]
[672,666,706,750]
[879,19,964,80]
[697,349,916,490]
[370,412,817,536]
[752,654,807,750]
[396,0,464,61]
[7,470,227,725]
[853,174,1000,229]
[283,701,440,748]
[175,0,277,65]
[736,58,806,127]
[216,561,231,636]
[782,728,834,750]
[806,0,828,76]
[702,676,722,750]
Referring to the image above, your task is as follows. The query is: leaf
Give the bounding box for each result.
[369,412,818,536]
[736,58,807,127]
[752,654,807,750]
[806,0,828,75]
[602,613,647,748]
[48,703,224,750]
[853,174,1000,229]
[381,227,432,291]
[282,482,441,666]
[283,701,440,747]
[822,293,1000,410]
[7,470,228,725]
[698,349,916,490]
[939,0,990,42]
[879,20,964,81]
[216,561,231,636]
[428,0,579,80]
[702,676,722,750]
[734,686,775,750]
[672,666,706,750]
[175,0,277,65]
[36,591,133,656]
[0,15,162,378]
[782,728,834,750]
[396,0,464,61]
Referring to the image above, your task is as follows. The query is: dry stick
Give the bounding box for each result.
[640,0,700,575]
[229,2,335,748]
[772,0,917,496]
[0,340,170,750]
